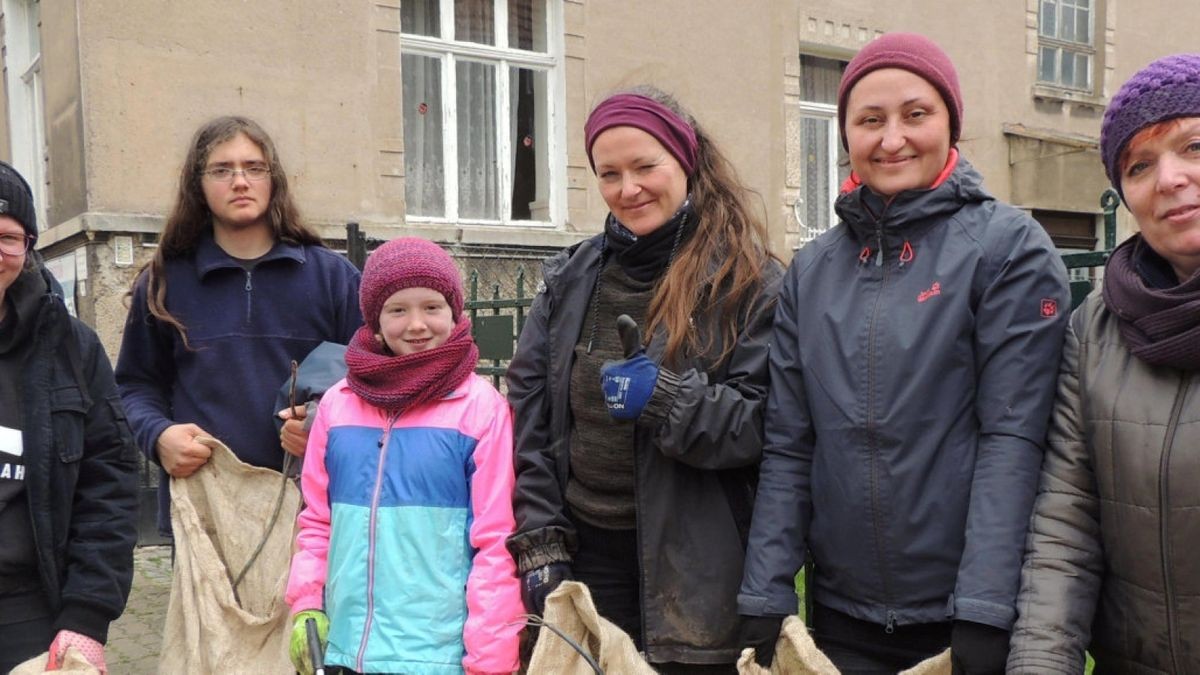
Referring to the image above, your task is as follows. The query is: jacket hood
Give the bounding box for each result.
[0,264,62,355]
[835,157,993,247]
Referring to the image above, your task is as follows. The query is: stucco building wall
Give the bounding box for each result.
[2,0,1198,357]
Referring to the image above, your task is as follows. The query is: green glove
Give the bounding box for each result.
[289,609,329,675]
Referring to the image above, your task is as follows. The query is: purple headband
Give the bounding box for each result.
[584,94,699,176]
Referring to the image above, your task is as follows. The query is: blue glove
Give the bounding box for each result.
[522,562,572,616]
[600,315,659,420]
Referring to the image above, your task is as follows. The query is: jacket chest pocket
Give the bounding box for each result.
[50,385,88,463]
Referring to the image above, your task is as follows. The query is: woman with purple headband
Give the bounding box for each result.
[505,87,781,671]
[1008,53,1200,674]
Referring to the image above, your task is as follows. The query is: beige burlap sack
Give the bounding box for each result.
[527,581,657,675]
[158,440,299,675]
[9,647,100,675]
[736,616,952,675]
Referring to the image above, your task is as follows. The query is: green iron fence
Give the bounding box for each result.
[466,267,533,388]
[1062,188,1120,308]
[344,188,1121,390]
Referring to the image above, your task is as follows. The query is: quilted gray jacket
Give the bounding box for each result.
[1008,292,1200,674]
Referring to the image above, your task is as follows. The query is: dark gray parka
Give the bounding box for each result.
[506,234,781,664]
[739,159,1069,632]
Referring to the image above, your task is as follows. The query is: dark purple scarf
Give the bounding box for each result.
[344,316,479,413]
[1102,234,1200,370]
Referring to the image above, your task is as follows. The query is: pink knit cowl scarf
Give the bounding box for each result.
[344,317,479,413]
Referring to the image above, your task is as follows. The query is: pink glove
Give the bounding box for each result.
[47,629,107,674]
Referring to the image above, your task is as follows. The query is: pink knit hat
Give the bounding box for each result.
[837,32,964,150]
[359,237,464,331]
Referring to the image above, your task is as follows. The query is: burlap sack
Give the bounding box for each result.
[9,647,100,675]
[736,616,952,675]
[527,581,657,675]
[158,440,299,674]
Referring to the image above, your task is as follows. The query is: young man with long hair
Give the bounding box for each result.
[116,116,361,537]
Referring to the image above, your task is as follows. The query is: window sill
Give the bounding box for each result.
[1032,84,1107,109]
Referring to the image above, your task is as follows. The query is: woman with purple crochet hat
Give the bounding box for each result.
[1008,53,1200,674]
[738,33,1070,673]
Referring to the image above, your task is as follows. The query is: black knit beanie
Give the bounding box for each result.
[0,161,36,236]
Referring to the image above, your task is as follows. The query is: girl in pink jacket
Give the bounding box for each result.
[286,237,522,675]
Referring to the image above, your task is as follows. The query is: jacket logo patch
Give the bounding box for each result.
[1040,298,1059,318]
[917,281,941,303]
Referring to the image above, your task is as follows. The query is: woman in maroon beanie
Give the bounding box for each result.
[1008,52,1200,675]
[738,33,1069,673]
[506,86,781,672]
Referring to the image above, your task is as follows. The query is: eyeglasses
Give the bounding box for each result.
[202,166,272,183]
[0,232,35,256]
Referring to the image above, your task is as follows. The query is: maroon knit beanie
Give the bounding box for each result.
[359,237,464,332]
[837,32,964,150]
[584,93,699,176]
[1100,53,1200,202]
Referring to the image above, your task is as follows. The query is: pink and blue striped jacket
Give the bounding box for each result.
[286,374,522,674]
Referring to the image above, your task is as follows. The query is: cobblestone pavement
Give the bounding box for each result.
[107,545,171,674]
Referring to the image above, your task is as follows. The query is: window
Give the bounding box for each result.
[1038,0,1094,91]
[795,54,849,246]
[400,0,562,226]
[2,0,47,229]
[1033,209,1099,282]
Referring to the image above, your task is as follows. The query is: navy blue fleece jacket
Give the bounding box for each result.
[115,233,361,534]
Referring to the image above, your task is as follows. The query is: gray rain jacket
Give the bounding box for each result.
[739,159,1069,632]
[506,233,782,664]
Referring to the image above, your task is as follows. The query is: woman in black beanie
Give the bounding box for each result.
[0,161,138,673]
[1008,52,1200,674]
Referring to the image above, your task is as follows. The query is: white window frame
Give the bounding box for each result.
[400,0,565,228]
[3,0,47,230]
[1037,0,1095,92]
[794,100,839,246]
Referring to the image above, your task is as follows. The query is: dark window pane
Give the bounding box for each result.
[508,0,546,51]
[1040,0,1056,37]
[799,55,845,105]
[402,54,445,216]
[1076,52,1091,89]
[455,0,495,45]
[509,67,549,221]
[1076,7,1091,43]
[457,60,498,219]
[1039,46,1058,83]
[1062,5,1076,42]
[401,0,440,37]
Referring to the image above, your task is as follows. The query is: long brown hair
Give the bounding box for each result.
[133,116,323,345]
[613,86,778,368]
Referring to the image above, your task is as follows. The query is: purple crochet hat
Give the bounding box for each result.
[1100,53,1200,200]
[359,237,464,331]
[837,32,964,150]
